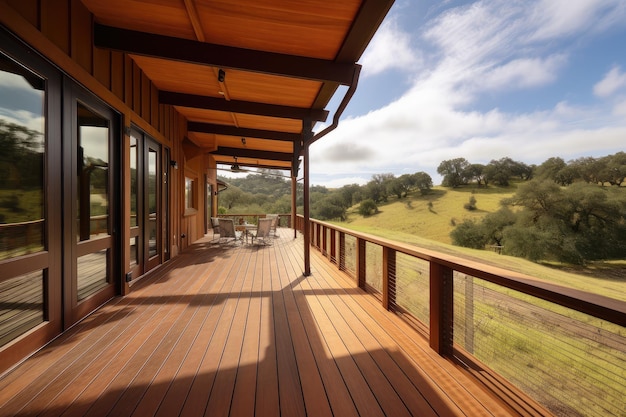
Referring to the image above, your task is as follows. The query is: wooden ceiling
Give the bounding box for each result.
[82,0,394,175]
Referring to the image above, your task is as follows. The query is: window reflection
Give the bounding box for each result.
[148,149,157,257]
[130,134,138,228]
[77,249,108,301]
[0,52,45,260]
[76,103,109,241]
[0,271,44,347]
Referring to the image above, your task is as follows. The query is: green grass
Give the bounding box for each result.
[343,185,512,244]
[329,184,626,302]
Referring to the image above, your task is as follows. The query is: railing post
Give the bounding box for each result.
[430,262,454,356]
[356,237,366,288]
[322,225,327,256]
[382,247,396,310]
[338,232,345,271]
[330,229,336,264]
[464,275,474,353]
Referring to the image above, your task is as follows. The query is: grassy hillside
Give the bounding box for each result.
[342,185,513,245]
[329,184,626,301]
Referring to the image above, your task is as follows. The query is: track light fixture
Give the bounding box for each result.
[231,156,241,172]
[218,69,225,83]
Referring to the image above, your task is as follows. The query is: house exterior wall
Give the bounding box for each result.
[0,0,216,372]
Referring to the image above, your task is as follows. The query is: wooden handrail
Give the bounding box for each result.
[297,215,626,333]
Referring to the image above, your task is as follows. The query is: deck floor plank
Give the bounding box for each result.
[228,248,262,417]
[272,241,334,417]
[254,242,282,417]
[308,243,514,417]
[0,229,521,417]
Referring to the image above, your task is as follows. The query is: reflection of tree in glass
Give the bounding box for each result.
[0,120,44,223]
[0,119,43,189]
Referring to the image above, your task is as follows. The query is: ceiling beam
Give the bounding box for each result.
[188,122,300,142]
[215,160,291,171]
[94,23,357,85]
[211,146,293,162]
[160,91,328,122]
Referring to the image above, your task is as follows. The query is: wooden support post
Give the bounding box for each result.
[303,142,310,276]
[356,237,366,288]
[291,176,297,238]
[465,275,475,353]
[382,247,396,310]
[330,229,336,264]
[430,262,454,356]
[339,232,345,271]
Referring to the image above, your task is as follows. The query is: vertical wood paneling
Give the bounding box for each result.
[163,105,174,140]
[124,55,133,106]
[41,0,69,54]
[141,73,150,121]
[93,47,111,89]
[157,103,169,135]
[70,0,91,73]
[132,62,141,114]
[5,0,39,27]
[110,51,124,101]
[151,83,159,129]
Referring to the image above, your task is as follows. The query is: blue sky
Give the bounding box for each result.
[309,0,626,187]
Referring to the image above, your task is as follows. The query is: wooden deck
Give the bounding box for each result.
[0,229,516,417]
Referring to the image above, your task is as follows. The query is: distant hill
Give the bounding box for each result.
[341,185,516,245]
[326,184,626,300]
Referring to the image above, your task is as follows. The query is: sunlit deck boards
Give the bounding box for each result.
[0,229,514,417]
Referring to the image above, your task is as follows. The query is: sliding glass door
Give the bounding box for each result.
[129,128,167,280]
[63,83,120,326]
[0,29,62,372]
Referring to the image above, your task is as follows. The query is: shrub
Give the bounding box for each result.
[358,199,378,217]
[450,219,487,249]
[463,195,477,211]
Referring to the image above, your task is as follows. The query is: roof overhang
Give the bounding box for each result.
[83,0,395,177]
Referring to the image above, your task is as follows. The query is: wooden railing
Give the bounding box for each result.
[216,213,291,228]
[298,215,626,417]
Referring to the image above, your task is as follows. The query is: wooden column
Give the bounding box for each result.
[303,141,311,276]
[430,262,454,356]
[291,176,297,239]
[356,237,366,288]
[382,247,396,310]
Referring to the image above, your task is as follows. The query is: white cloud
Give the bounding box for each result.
[359,17,421,77]
[594,66,626,97]
[529,0,626,41]
[481,55,567,91]
[311,176,369,188]
[311,0,626,185]
[0,109,44,133]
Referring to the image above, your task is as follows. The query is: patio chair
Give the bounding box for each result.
[216,218,242,244]
[266,214,279,237]
[249,218,273,245]
[210,217,220,242]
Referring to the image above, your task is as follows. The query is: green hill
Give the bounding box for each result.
[342,185,514,245]
[328,184,626,301]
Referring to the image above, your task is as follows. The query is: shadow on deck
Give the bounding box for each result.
[0,228,515,417]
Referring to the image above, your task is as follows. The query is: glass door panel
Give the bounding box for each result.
[0,53,45,261]
[147,148,158,259]
[128,129,164,278]
[0,52,47,347]
[0,28,62,373]
[76,103,110,299]
[64,83,118,327]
